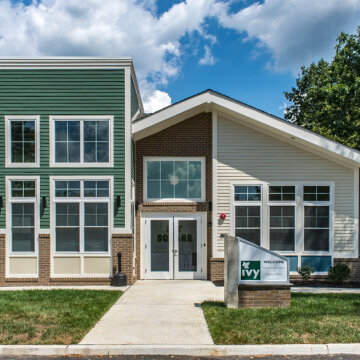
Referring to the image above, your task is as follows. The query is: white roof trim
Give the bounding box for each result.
[132,91,360,167]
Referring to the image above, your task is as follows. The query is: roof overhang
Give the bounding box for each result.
[132,91,360,168]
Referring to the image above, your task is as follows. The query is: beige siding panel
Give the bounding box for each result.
[216,115,355,254]
[53,257,81,275]
[84,257,111,274]
[9,257,37,275]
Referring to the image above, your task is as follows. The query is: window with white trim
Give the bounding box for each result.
[52,117,112,165]
[269,186,296,251]
[234,185,262,245]
[54,180,110,253]
[145,159,204,201]
[10,180,36,252]
[304,185,331,251]
[6,116,39,166]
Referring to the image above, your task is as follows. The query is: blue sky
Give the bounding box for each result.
[2,0,360,116]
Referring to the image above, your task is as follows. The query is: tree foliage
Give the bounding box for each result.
[284,27,360,149]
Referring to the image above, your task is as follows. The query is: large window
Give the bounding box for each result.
[145,159,204,201]
[54,179,110,253]
[6,116,39,167]
[51,117,113,166]
[234,185,262,245]
[9,180,37,252]
[269,186,296,251]
[304,186,330,251]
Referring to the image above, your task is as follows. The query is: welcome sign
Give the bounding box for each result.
[238,239,289,283]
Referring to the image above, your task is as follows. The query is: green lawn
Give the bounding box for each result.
[0,289,122,345]
[202,293,360,345]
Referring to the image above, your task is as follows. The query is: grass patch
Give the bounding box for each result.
[202,293,360,344]
[0,289,121,345]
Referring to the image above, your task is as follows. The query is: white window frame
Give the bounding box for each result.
[230,181,334,274]
[267,185,297,253]
[6,176,40,278]
[302,184,333,255]
[50,176,113,278]
[143,157,206,202]
[49,115,114,168]
[5,115,40,168]
[231,183,263,247]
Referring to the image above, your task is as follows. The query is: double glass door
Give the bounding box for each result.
[144,215,203,279]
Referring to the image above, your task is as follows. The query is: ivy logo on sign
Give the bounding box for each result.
[241,261,260,280]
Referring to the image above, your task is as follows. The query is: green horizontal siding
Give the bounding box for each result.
[131,77,140,117]
[0,69,126,229]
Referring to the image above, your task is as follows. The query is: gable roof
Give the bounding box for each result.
[132,90,360,168]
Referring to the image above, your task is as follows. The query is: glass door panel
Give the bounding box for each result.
[151,220,170,272]
[178,220,197,272]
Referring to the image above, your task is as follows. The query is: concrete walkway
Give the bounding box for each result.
[80,280,224,345]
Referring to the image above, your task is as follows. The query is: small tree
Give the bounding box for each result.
[328,263,351,284]
[297,265,315,282]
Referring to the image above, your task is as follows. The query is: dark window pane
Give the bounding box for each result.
[161,161,173,180]
[55,122,67,141]
[235,229,260,245]
[270,229,295,251]
[23,142,35,162]
[188,161,201,179]
[68,142,80,162]
[11,121,23,141]
[188,180,201,198]
[97,121,109,142]
[97,142,109,162]
[55,142,67,162]
[175,180,187,198]
[68,122,80,141]
[304,229,329,251]
[12,228,34,252]
[84,228,108,251]
[175,161,187,180]
[161,180,173,198]
[84,121,96,141]
[147,180,160,198]
[56,228,79,252]
[147,161,160,180]
[23,121,35,141]
[235,193,247,201]
[11,142,23,163]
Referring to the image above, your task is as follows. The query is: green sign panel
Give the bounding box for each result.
[241,261,261,280]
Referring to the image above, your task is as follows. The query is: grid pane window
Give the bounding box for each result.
[84,203,108,251]
[304,206,329,251]
[234,186,261,201]
[11,181,35,198]
[84,181,109,197]
[11,203,35,252]
[304,186,330,201]
[146,160,202,200]
[11,120,35,163]
[235,206,261,245]
[84,121,109,163]
[54,120,110,164]
[269,186,295,201]
[55,203,80,252]
[55,121,80,163]
[55,181,80,197]
[270,206,295,251]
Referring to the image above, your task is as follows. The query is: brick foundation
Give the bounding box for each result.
[0,232,135,287]
[210,258,224,282]
[238,284,291,308]
[135,112,213,279]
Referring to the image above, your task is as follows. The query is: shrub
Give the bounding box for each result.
[297,265,315,282]
[328,263,351,284]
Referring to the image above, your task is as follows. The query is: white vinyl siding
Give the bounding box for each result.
[216,115,355,255]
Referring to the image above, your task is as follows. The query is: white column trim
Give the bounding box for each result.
[212,111,220,258]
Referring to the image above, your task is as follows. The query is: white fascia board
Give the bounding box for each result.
[132,91,360,167]
[0,57,133,69]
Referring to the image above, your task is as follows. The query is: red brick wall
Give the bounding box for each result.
[210,258,224,282]
[135,112,213,279]
[238,285,291,308]
[334,258,360,282]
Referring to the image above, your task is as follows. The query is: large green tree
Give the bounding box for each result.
[284,27,360,149]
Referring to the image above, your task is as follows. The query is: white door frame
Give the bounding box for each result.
[141,212,207,280]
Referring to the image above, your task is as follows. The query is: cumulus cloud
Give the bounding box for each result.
[143,90,171,113]
[0,0,218,110]
[218,0,360,74]
[199,45,216,65]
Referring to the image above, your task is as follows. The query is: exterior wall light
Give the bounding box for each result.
[116,195,121,207]
[42,196,47,208]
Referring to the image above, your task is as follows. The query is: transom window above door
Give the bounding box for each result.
[145,158,205,201]
[5,116,39,167]
[50,116,113,167]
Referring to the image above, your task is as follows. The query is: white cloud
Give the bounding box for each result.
[219,0,360,74]
[199,45,216,65]
[0,0,217,110]
[143,90,171,113]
